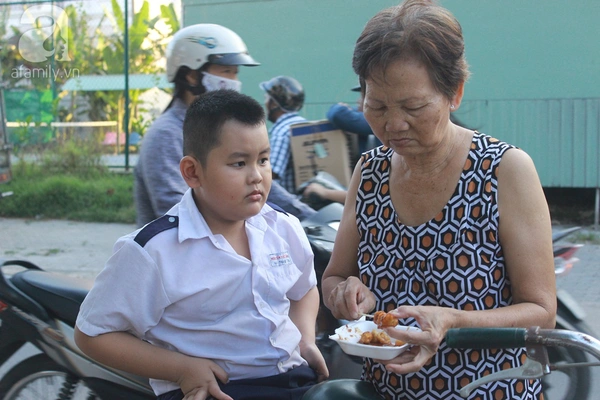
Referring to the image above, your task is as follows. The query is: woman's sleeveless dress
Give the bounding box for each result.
[356,133,542,400]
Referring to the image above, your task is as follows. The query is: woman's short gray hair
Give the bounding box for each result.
[352,0,470,100]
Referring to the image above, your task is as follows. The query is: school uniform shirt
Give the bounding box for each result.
[269,112,307,194]
[76,188,317,396]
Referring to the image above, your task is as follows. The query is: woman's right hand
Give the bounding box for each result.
[177,357,232,400]
[327,276,376,321]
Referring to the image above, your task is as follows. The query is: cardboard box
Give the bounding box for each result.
[289,120,352,189]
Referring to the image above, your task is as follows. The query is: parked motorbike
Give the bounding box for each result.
[446,326,600,399]
[545,226,593,400]
[0,259,155,399]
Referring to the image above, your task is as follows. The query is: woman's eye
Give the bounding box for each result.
[366,105,385,112]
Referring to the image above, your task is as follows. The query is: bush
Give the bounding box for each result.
[0,143,136,223]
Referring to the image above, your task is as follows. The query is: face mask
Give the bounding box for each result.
[201,72,242,92]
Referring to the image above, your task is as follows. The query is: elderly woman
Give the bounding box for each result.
[320,0,555,399]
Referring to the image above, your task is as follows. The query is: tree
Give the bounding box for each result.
[0,1,179,147]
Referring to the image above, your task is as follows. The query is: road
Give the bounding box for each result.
[0,218,599,398]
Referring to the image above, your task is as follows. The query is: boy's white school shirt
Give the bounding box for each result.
[76,189,317,396]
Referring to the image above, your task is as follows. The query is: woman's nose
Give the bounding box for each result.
[385,110,409,132]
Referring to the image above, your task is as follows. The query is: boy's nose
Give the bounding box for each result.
[249,166,263,183]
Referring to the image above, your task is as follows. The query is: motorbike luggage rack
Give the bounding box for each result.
[446,326,600,398]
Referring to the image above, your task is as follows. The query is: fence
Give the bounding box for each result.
[0,0,179,169]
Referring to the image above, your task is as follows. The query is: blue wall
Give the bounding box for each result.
[182,0,600,187]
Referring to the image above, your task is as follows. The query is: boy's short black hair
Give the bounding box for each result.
[183,89,265,166]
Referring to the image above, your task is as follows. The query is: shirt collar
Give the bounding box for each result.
[274,112,300,124]
[176,189,272,242]
[172,98,188,122]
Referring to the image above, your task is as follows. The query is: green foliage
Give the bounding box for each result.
[0,140,135,223]
[570,231,600,245]
[0,167,135,223]
[39,140,106,177]
[0,1,178,140]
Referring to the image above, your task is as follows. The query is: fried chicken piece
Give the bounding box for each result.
[358,331,374,344]
[372,329,392,345]
[373,311,399,328]
[358,329,393,346]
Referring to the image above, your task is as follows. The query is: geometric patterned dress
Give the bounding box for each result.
[355,132,542,399]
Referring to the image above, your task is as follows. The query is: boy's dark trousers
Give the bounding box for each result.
[157,366,318,400]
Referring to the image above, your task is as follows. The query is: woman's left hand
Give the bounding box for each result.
[378,305,457,374]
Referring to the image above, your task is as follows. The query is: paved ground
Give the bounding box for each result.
[0,217,136,280]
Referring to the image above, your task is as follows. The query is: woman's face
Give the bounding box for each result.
[206,63,239,80]
[363,58,454,157]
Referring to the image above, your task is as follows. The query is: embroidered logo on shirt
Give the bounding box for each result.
[269,252,292,268]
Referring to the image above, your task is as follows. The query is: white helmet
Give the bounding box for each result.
[166,24,259,82]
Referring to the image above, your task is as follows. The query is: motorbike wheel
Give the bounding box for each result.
[541,317,592,400]
[0,354,96,400]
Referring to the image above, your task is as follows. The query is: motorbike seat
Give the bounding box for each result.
[10,270,92,326]
[303,379,381,400]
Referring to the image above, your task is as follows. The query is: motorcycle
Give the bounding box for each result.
[546,226,593,400]
[0,259,154,399]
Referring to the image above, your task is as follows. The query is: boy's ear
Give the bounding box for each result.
[180,155,202,188]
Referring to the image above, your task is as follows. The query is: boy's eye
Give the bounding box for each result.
[231,161,245,167]
[260,157,270,165]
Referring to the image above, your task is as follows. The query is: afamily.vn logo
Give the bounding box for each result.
[17,4,71,63]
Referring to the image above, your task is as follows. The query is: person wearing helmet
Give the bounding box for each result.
[134,25,316,227]
[260,76,306,194]
[326,84,381,163]
[135,24,259,228]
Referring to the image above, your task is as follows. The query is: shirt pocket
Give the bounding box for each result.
[265,251,303,314]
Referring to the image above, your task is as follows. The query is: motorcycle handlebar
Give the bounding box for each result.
[445,328,527,349]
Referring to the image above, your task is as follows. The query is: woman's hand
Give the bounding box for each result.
[378,305,457,374]
[327,276,376,321]
[300,341,330,382]
[177,357,232,400]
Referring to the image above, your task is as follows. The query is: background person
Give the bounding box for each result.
[134,25,315,228]
[260,76,306,195]
[321,1,555,399]
[326,84,381,162]
[134,23,258,228]
[76,90,328,400]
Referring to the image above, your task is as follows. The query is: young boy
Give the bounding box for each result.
[75,90,328,400]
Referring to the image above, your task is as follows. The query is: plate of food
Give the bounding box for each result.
[329,312,420,360]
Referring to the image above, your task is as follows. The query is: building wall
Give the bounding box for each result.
[182,0,600,188]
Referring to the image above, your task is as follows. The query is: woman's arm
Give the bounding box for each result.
[494,148,556,327]
[441,148,556,329]
[74,328,232,400]
[321,162,376,321]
